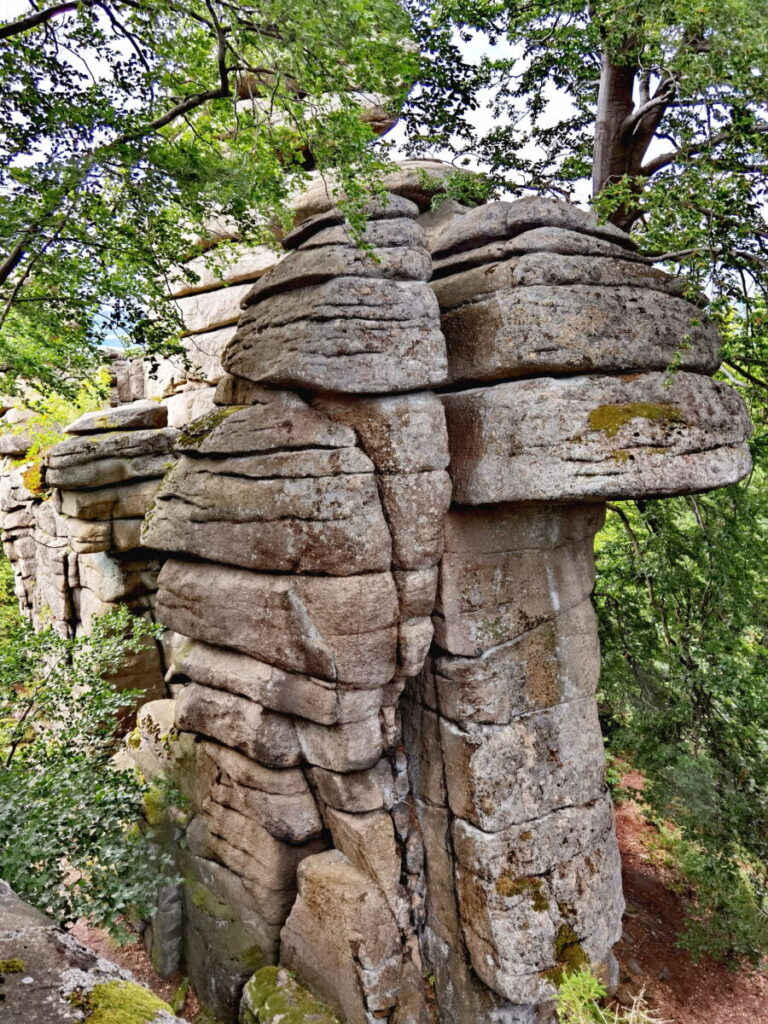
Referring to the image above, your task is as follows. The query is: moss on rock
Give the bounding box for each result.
[587,401,686,438]
[0,958,25,973]
[241,966,340,1024]
[495,874,550,912]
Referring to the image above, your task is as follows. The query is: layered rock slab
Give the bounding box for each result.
[442,372,751,505]
[222,194,448,393]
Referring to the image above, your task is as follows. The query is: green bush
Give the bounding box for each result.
[0,601,170,939]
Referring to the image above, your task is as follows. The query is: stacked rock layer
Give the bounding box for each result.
[143,189,750,1024]
[144,193,450,1021]
[0,176,752,1024]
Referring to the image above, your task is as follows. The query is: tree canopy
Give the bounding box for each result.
[406,1,768,305]
[0,0,415,393]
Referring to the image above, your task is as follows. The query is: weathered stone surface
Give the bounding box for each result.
[65,399,168,434]
[213,373,266,406]
[287,185,419,239]
[452,791,615,880]
[241,966,340,1024]
[169,637,382,724]
[311,759,394,813]
[431,225,645,276]
[0,880,184,1024]
[398,617,435,677]
[175,394,357,455]
[431,197,635,258]
[181,325,237,384]
[175,682,301,767]
[60,477,163,521]
[431,599,600,724]
[297,717,384,773]
[379,470,452,570]
[442,372,752,504]
[223,316,448,394]
[45,427,178,488]
[168,245,281,298]
[456,823,623,1004]
[186,814,322,906]
[193,741,323,843]
[78,551,160,602]
[156,560,398,684]
[147,882,184,978]
[143,454,391,575]
[181,851,280,1019]
[223,270,447,394]
[393,567,439,619]
[433,253,693,310]
[65,515,144,553]
[164,386,217,428]
[172,282,253,334]
[324,808,404,916]
[436,280,719,384]
[237,276,439,330]
[312,392,450,474]
[280,850,403,1024]
[242,246,432,307]
[434,507,601,657]
[440,698,606,831]
[297,217,427,253]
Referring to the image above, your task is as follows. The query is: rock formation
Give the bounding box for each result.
[0,167,752,1024]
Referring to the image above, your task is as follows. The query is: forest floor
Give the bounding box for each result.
[71,786,768,1024]
[611,781,767,1024]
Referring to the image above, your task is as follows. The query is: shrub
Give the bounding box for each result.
[0,602,170,939]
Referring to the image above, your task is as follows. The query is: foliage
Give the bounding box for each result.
[0,599,169,939]
[404,0,768,305]
[646,822,768,965]
[555,968,663,1023]
[0,0,417,394]
[4,369,111,495]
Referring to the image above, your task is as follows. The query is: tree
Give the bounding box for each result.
[0,0,415,394]
[405,1,768,307]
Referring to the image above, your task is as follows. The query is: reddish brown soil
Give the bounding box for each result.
[612,788,768,1024]
[70,787,767,1024]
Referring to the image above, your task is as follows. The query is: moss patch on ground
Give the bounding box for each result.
[587,402,686,438]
